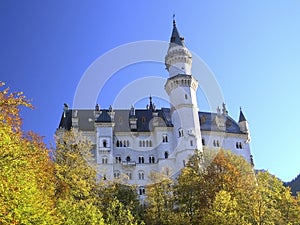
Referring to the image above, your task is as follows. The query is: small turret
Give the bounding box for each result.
[238,107,251,141]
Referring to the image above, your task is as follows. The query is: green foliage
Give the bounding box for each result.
[105,197,139,225]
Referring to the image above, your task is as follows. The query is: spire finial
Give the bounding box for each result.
[173,14,176,26]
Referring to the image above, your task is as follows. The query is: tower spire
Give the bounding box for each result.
[170,16,185,47]
[239,107,247,122]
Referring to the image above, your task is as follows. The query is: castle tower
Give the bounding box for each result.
[164,19,203,170]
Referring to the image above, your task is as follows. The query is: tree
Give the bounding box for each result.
[105,197,139,225]
[203,190,250,225]
[144,171,175,225]
[54,129,104,224]
[0,82,59,224]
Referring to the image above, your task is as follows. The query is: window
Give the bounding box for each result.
[139,156,144,164]
[164,151,169,159]
[179,129,184,137]
[190,140,193,146]
[236,142,243,149]
[185,94,188,99]
[141,116,146,123]
[139,187,145,195]
[102,157,108,164]
[213,140,220,147]
[183,160,186,167]
[202,138,206,146]
[126,172,132,180]
[114,170,120,178]
[102,140,107,148]
[163,135,168,143]
[126,156,131,162]
[138,171,145,180]
[116,140,120,147]
[149,156,155,164]
[115,156,121,163]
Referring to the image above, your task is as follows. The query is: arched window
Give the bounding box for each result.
[146,140,149,147]
[190,140,193,146]
[163,135,168,143]
[202,138,206,146]
[114,170,120,178]
[164,151,169,159]
[149,156,155,164]
[123,140,126,147]
[149,140,152,147]
[143,140,145,147]
[239,142,243,149]
[126,156,131,162]
[126,172,132,180]
[138,171,145,180]
[139,140,142,147]
[127,140,129,147]
[116,140,119,147]
[183,160,186,167]
[139,156,144,164]
[115,156,121,163]
[102,156,108,164]
[185,94,188,99]
[213,140,216,147]
[103,140,107,148]
[236,142,239,149]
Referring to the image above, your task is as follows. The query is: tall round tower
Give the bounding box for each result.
[164,19,203,170]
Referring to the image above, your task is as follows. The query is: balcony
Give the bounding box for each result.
[122,161,136,167]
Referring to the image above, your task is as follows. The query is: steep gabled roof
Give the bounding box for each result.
[170,19,185,47]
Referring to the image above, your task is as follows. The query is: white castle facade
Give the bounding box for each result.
[57,20,253,196]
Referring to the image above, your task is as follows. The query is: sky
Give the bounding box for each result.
[1,0,300,182]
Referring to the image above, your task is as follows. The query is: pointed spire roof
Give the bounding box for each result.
[170,17,185,47]
[239,107,247,122]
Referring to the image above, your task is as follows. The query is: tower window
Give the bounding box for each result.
[185,94,188,99]
[103,140,107,148]
[164,151,169,159]
[163,135,168,143]
[202,138,206,146]
[179,129,184,137]
[126,156,131,162]
[102,157,108,164]
[190,140,193,146]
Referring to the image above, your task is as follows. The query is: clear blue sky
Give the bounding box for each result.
[1,1,300,182]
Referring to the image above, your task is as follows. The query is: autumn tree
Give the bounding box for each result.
[54,129,104,224]
[0,82,59,224]
[144,171,175,225]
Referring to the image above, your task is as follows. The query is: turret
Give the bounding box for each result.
[239,107,250,141]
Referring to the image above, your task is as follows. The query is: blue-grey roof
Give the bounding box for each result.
[239,109,247,122]
[169,20,185,47]
[58,107,243,134]
[95,110,112,123]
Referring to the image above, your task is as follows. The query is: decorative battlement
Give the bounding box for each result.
[164,74,198,95]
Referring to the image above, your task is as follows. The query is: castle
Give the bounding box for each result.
[57,20,253,196]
